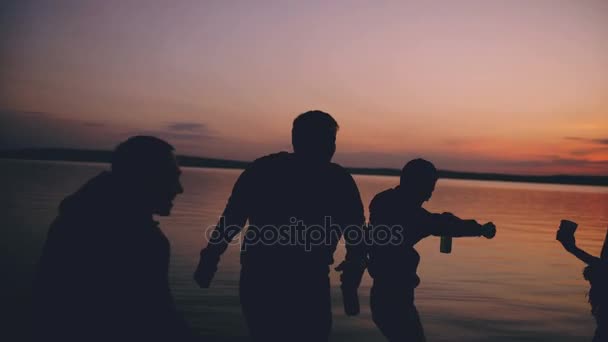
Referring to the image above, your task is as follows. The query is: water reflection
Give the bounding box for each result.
[1,160,606,341]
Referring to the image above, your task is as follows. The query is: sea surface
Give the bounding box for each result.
[2,159,607,341]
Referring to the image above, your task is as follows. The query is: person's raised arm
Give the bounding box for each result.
[568,247,600,266]
[557,227,601,266]
[194,167,254,288]
[422,211,496,239]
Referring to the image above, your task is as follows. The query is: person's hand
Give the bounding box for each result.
[335,259,366,287]
[193,259,217,288]
[481,222,496,239]
[335,259,366,316]
[340,285,360,316]
[193,249,220,288]
[556,229,576,252]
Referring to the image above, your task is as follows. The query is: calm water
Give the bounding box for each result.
[2,159,607,341]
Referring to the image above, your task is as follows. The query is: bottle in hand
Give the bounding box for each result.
[341,286,360,316]
[557,219,577,242]
[440,236,452,254]
[558,219,578,235]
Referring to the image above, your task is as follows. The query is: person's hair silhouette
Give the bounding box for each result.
[400,158,438,204]
[112,135,183,216]
[194,110,366,342]
[292,110,338,164]
[31,136,192,342]
[557,223,608,341]
[358,158,496,342]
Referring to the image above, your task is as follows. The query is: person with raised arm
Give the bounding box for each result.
[349,158,496,342]
[557,220,607,342]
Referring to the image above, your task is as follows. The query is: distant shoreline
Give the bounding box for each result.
[1,148,606,187]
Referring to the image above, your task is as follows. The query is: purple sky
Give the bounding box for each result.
[1,0,607,174]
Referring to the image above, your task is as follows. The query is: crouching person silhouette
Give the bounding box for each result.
[31,136,193,342]
[557,220,607,342]
[194,110,366,342]
[363,159,496,342]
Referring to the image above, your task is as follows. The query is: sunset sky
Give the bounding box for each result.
[1,0,607,175]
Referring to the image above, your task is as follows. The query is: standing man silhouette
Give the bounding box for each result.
[194,111,366,342]
[357,158,496,342]
[32,136,192,342]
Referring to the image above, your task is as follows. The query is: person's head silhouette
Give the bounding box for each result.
[112,136,183,216]
[292,110,339,164]
[399,158,438,205]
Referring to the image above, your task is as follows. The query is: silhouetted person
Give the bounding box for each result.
[557,221,608,342]
[193,111,366,342]
[359,159,496,342]
[31,136,192,342]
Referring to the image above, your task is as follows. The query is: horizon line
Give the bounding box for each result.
[0,147,606,187]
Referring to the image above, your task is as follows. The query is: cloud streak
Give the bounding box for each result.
[166,122,208,132]
[0,109,123,150]
[0,109,219,152]
[564,137,608,145]
[127,121,215,142]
